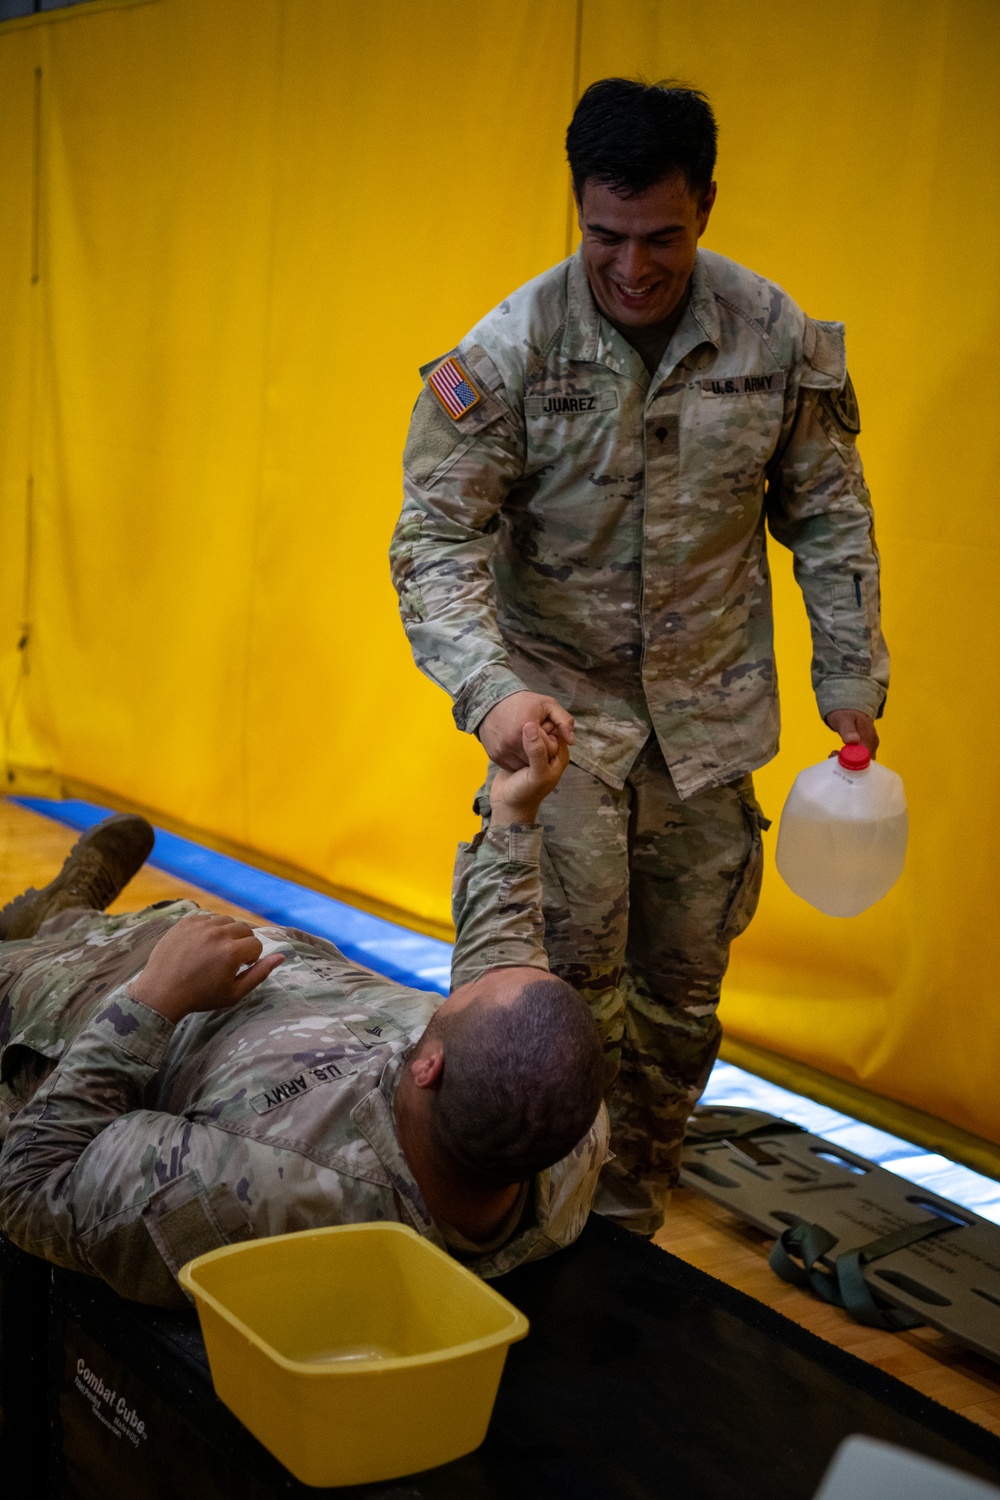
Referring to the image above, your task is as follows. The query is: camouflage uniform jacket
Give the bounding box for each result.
[0,824,608,1307]
[391,247,889,796]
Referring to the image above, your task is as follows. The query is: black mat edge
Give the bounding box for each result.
[638,1225,1000,1470]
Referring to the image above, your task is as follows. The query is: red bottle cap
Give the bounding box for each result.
[838,743,871,771]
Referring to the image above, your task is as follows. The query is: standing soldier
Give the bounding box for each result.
[390,79,888,1236]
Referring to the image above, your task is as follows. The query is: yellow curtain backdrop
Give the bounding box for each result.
[576,0,1000,1163]
[1,0,998,1161]
[0,0,575,921]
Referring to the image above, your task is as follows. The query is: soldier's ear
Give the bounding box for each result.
[410,1044,445,1091]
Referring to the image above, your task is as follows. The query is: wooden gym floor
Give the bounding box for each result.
[2,796,999,1436]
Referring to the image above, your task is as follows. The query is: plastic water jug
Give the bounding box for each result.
[775,744,908,917]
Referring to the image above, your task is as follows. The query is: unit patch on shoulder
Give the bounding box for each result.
[427,356,481,420]
[821,373,861,435]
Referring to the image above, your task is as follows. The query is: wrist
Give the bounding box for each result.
[126,975,183,1024]
[490,799,541,828]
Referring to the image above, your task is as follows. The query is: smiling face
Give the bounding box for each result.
[577,171,716,328]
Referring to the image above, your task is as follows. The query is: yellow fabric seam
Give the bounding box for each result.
[4,780,456,945]
[720,1036,1000,1186]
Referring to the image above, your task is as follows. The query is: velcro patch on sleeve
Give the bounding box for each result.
[427,356,482,420]
[803,318,847,382]
[141,1171,251,1276]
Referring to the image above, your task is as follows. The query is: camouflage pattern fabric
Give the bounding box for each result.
[391,246,888,798]
[0,825,608,1306]
[456,740,769,1235]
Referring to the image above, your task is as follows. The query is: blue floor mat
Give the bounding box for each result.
[702,1061,1000,1226]
[13,797,453,994]
[15,795,1000,1224]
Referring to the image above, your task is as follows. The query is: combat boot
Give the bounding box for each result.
[0,814,155,941]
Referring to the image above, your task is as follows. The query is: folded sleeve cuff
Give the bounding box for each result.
[816,676,887,722]
[89,987,176,1067]
[452,664,530,736]
[480,822,545,864]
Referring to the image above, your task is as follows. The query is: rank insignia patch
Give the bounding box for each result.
[428,357,481,420]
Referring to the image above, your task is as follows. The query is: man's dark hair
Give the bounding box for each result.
[566,78,717,201]
[425,977,604,1186]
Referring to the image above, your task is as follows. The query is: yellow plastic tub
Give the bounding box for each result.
[179,1222,529,1488]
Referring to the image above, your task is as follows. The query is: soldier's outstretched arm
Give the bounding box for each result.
[390,354,535,740]
[450,724,568,988]
[766,317,889,742]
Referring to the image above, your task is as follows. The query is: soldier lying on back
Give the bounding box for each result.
[0,725,606,1307]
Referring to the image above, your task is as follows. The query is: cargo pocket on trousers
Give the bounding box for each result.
[720,782,772,943]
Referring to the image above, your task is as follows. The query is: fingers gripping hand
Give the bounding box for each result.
[129,913,286,1024]
[478,691,575,771]
[490,720,570,826]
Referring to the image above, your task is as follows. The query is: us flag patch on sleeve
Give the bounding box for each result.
[427,356,481,420]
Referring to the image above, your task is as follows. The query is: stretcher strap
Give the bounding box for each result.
[769,1216,958,1331]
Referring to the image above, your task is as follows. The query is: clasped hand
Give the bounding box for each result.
[489,720,570,826]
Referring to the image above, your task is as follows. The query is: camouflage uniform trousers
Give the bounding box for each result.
[0,900,191,1137]
[466,736,770,1234]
